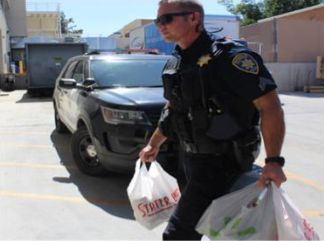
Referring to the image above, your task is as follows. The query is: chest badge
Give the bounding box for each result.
[197,54,212,67]
[232,53,259,75]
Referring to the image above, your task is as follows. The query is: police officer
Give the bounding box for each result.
[140,0,287,240]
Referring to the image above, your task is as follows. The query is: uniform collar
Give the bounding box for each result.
[174,30,213,61]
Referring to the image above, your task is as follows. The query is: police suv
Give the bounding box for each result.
[53,52,176,176]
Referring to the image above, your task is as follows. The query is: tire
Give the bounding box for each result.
[54,103,69,134]
[71,126,109,176]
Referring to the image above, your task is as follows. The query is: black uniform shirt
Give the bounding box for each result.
[215,45,277,101]
[172,31,277,102]
[174,30,213,67]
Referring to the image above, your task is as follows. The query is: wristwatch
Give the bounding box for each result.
[265,156,285,167]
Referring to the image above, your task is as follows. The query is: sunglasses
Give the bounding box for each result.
[154,12,194,26]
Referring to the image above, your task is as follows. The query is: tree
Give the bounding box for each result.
[263,0,322,17]
[217,0,322,26]
[60,12,83,34]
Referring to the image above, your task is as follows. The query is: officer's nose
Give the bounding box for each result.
[157,23,166,31]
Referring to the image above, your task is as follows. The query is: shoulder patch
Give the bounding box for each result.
[232,53,259,75]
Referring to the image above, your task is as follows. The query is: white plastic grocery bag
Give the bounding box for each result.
[196,182,320,240]
[196,183,277,240]
[271,182,320,240]
[127,159,181,230]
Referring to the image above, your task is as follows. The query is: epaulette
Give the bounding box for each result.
[211,37,237,59]
[163,55,181,75]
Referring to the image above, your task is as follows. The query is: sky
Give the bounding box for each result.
[26,0,233,37]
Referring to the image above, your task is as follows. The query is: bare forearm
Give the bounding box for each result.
[254,90,287,187]
[148,127,167,148]
[260,106,285,157]
[254,90,285,157]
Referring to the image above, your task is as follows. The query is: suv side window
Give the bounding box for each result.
[73,61,85,83]
[63,61,78,79]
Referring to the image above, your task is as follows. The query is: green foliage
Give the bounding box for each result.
[60,12,83,34]
[217,0,322,26]
[263,0,322,17]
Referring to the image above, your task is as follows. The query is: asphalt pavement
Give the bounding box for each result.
[0,90,323,240]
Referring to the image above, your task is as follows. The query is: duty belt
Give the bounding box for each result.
[181,140,230,155]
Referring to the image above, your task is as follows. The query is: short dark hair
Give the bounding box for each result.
[158,0,205,32]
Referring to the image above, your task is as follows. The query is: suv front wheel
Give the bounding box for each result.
[71,126,109,176]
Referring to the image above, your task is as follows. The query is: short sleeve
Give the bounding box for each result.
[217,49,277,101]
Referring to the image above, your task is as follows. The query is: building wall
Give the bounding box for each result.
[278,19,324,63]
[283,7,324,21]
[130,26,145,48]
[27,12,60,37]
[121,19,153,37]
[0,4,10,74]
[240,7,324,64]
[5,0,27,37]
[116,38,129,49]
[266,63,319,91]
[240,21,275,62]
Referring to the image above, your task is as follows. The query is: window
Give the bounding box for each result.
[72,61,85,83]
[63,61,78,79]
[90,59,167,87]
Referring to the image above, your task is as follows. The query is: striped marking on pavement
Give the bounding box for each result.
[0,162,77,170]
[285,171,324,191]
[2,160,324,193]
[0,143,69,150]
[255,160,324,192]
[0,190,322,216]
[0,191,130,206]
[302,211,324,217]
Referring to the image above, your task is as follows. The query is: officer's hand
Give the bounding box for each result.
[139,145,159,163]
[257,162,287,188]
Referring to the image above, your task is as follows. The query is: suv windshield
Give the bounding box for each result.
[90,59,167,88]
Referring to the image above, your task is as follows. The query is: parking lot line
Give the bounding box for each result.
[0,190,130,206]
[285,171,324,191]
[255,161,324,192]
[1,143,69,150]
[0,162,76,170]
[0,190,322,216]
[302,211,324,217]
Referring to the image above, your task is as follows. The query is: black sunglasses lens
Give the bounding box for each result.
[162,15,173,25]
[155,15,173,25]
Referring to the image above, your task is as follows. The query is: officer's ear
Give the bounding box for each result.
[191,12,201,24]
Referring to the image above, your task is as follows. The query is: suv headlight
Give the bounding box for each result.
[101,106,147,125]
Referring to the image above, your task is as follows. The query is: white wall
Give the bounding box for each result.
[204,15,240,38]
[266,63,319,92]
[130,26,145,48]
[116,37,129,49]
[5,0,27,37]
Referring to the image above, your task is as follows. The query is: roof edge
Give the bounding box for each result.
[258,3,324,23]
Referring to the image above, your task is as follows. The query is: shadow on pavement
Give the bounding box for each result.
[16,92,53,103]
[50,130,135,220]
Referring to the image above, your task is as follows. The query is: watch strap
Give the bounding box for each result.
[265,156,285,167]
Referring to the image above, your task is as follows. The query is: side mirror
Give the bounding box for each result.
[59,78,77,88]
[83,78,96,86]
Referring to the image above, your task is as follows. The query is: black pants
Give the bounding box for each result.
[163,152,239,240]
